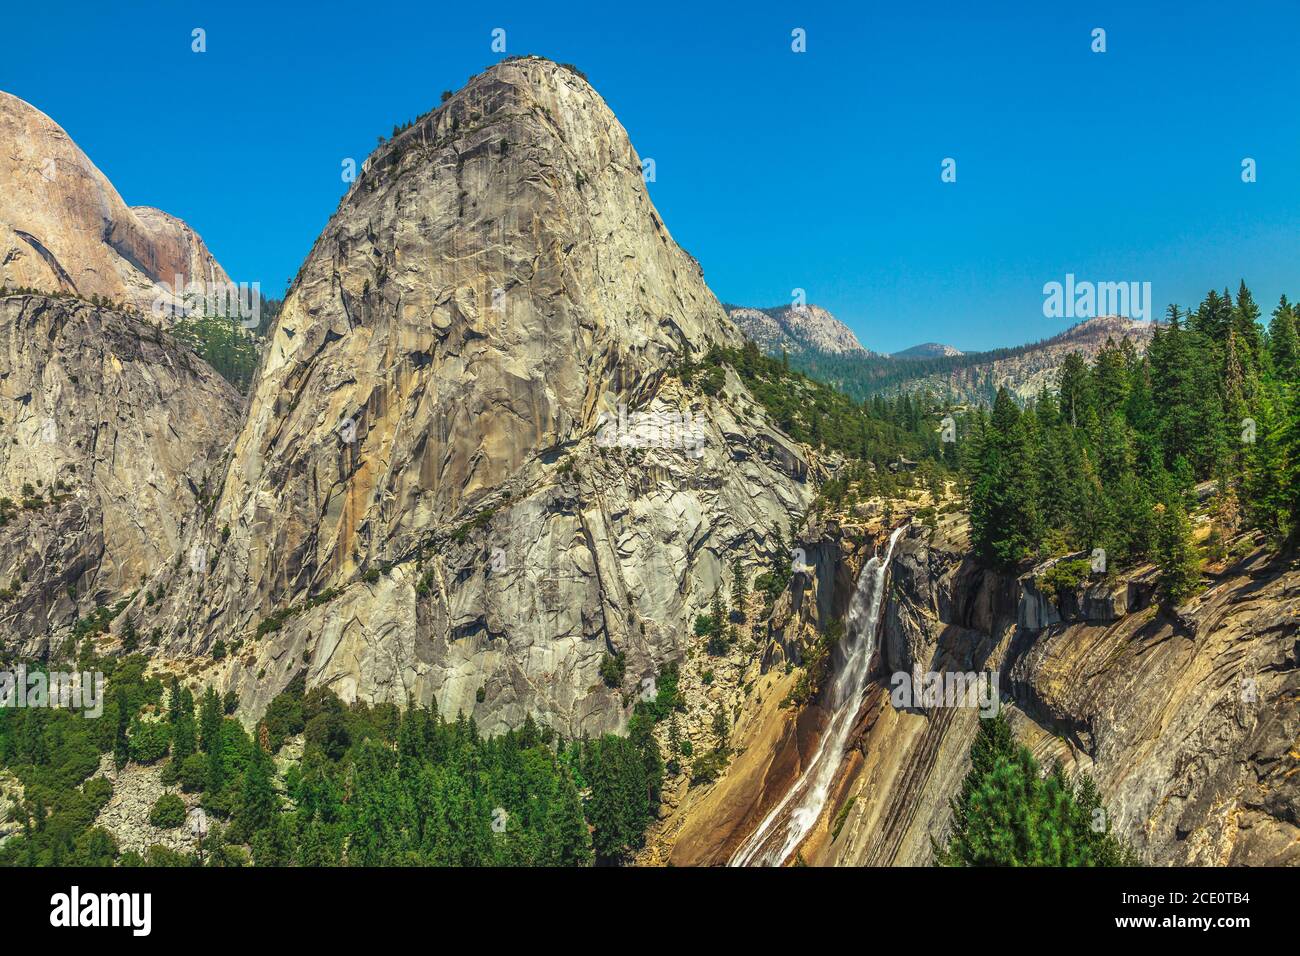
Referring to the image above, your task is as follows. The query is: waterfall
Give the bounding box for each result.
[729,524,904,867]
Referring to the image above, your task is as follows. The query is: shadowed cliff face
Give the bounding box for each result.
[141,58,811,736]
[0,91,230,312]
[663,513,1298,867]
[0,294,240,653]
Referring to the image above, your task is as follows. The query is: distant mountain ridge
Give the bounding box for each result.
[788,315,1158,404]
[893,342,963,359]
[0,90,229,314]
[726,303,871,357]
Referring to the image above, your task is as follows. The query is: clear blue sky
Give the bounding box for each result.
[3,0,1296,353]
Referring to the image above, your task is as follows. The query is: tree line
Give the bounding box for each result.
[961,282,1298,604]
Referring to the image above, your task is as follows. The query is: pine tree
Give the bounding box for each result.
[1153,500,1199,605]
[584,735,651,864]
[706,591,728,655]
[121,616,139,652]
[198,686,224,792]
[236,738,278,838]
[172,702,197,762]
[936,711,1137,866]
[968,389,1039,567]
[1232,279,1264,377]
[1268,296,1299,380]
[1057,353,1093,428]
[1244,378,1300,539]
[168,676,184,723]
[729,557,747,623]
[198,686,222,754]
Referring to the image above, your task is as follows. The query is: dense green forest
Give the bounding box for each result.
[0,653,679,866]
[960,283,1299,603]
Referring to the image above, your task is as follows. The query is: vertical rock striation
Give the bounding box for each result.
[0,294,240,653]
[145,58,811,736]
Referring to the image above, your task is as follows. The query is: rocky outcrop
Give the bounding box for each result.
[662,506,1298,867]
[728,304,870,357]
[649,517,890,865]
[0,771,23,845]
[90,755,197,855]
[892,342,962,359]
[0,91,230,314]
[0,294,240,654]
[138,58,811,737]
[1005,544,1299,865]
[817,517,1299,866]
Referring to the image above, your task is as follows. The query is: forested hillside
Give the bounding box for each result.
[680,340,955,467]
[788,316,1155,405]
[961,283,1298,598]
[0,651,680,866]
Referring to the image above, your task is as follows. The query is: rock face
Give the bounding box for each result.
[0,771,23,845]
[656,518,885,866]
[143,58,811,737]
[0,91,230,313]
[664,511,1298,867]
[90,754,197,855]
[820,518,1299,866]
[727,304,870,357]
[0,294,240,654]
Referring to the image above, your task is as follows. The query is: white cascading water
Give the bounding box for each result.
[729,525,904,867]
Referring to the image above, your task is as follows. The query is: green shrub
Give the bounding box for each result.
[304,708,349,760]
[143,844,191,866]
[127,719,171,764]
[1037,558,1092,604]
[262,674,306,752]
[74,827,118,866]
[149,793,186,829]
[689,746,730,784]
[82,776,113,812]
[177,753,209,792]
[782,620,844,709]
[831,796,856,842]
[598,651,626,688]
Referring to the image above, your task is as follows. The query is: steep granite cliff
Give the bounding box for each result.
[138,58,812,736]
[0,294,240,654]
[661,510,1297,866]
